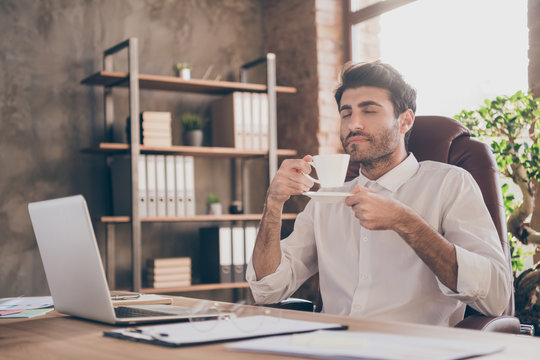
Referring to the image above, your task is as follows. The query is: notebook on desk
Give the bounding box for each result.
[28,195,224,325]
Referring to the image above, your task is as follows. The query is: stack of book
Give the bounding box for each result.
[126,111,172,147]
[146,257,191,288]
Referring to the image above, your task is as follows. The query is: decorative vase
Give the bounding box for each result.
[183,130,203,146]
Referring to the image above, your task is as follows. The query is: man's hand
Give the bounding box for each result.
[267,155,315,206]
[345,184,409,231]
[346,184,458,291]
[253,155,314,280]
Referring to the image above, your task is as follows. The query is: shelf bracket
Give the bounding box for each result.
[102,38,142,292]
[239,54,279,184]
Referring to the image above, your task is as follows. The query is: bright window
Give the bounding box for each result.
[351,0,528,117]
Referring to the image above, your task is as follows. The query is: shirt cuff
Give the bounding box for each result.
[246,251,290,304]
[437,245,491,299]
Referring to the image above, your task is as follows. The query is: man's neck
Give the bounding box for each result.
[360,150,408,180]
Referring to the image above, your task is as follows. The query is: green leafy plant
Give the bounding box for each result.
[455,91,540,246]
[181,112,202,131]
[173,62,191,71]
[207,193,220,204]
[455,90,540,333]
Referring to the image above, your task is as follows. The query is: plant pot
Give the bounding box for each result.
[180,68,191,80]
[209,203,222,215]
[183,130,203,146]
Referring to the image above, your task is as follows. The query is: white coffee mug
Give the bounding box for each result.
[304,154,350,188]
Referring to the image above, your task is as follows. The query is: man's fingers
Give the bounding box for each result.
[282,158,312,175]
[351,184,373,194]
[302,154,313,163]
[346,184,375,206]
[274,180,310,196]
[283,170,314,191]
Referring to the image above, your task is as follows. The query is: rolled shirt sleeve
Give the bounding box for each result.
[435,169,512,316]
[246,202,319,304]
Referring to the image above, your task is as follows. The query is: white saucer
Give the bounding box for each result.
[303,191,352,204]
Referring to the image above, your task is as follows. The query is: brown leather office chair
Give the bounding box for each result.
[392,115,518,332]
[269,115,523,333]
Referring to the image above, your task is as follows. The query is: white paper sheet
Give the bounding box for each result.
[0,308,54,318]
[227,330,505,360]
[107,315,345,346]
[0,296,53,310]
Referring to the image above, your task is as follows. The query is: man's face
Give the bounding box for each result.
[339,86,403,164]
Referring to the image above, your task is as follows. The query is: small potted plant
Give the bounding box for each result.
[174,62,191,80]
[207,193,222,215]
[181,112,203,146]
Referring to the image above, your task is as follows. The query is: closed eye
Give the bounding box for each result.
[340,110,352,119]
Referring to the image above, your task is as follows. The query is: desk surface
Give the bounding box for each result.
[1,296,538,359]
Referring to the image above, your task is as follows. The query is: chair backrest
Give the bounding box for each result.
[345,115,514,317]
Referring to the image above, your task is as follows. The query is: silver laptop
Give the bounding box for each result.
[28,195,222,325]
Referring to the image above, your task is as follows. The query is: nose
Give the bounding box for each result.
[347,111,365,132]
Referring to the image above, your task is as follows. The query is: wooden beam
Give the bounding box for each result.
[348,0,417,24]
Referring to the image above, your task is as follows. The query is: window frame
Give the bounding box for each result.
[343,0,417,61]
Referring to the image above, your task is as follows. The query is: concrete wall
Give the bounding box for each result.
[0,0,266,297]
[3,0,537,299]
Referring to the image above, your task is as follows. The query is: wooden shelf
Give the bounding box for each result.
[101,213,297,223]
[81,71,297,95]
[83,143,298,158]
[140,282,250,294]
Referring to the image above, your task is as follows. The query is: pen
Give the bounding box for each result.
[111,293,141,301]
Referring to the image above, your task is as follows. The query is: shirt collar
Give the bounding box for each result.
[356,153,419,193]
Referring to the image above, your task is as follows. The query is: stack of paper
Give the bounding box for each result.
[228,330,505,360]
[126,111,172,147]
[0,296,54,318]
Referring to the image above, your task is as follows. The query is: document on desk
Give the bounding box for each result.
[0,296,53,311]
[104,315,347,347]
[227,330,504,360]
[0,308,54,319]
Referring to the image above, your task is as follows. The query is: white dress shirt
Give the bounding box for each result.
[247,154,512,327]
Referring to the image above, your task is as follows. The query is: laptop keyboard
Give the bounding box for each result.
[115,305,191,318]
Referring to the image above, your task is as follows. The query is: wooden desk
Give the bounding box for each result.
[1,296,538,359]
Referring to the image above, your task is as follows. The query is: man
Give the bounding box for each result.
[246,61,512,327]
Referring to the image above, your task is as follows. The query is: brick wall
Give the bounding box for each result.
[316,0,344,154]
[264,0,319,160]
[264,0,345,159]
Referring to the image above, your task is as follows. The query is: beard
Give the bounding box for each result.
[341,120,401,167]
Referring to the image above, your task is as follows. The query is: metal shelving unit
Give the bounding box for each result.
[82,38,297,292]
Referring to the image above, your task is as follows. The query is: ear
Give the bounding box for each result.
[399,109,415,134]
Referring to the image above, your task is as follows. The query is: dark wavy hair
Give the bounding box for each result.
[334,61,417,148]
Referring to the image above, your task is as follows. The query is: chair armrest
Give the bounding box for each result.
[519,324,535,336]
[454,315,520,333]
[259,298,315,312]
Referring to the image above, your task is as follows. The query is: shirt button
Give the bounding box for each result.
[362,237,368,242]
[354,304,363,310]
[360,274,368,280]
